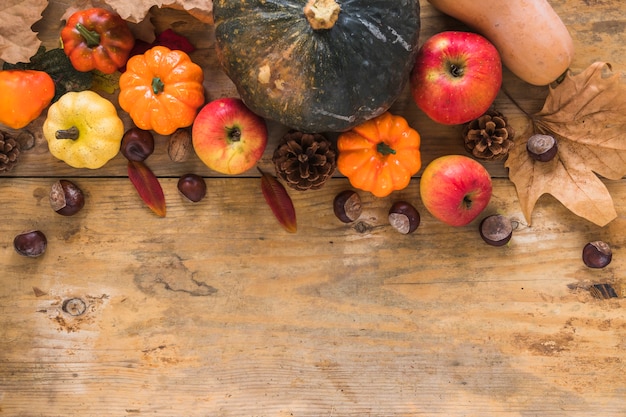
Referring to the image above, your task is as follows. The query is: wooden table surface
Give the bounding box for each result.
[1,1,625,416]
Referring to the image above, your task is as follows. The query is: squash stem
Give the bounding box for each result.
[304,0,341,30]
[377,142,396,155]
[152,77,165,95]
[75,23,101,48]
[55,126,80,140]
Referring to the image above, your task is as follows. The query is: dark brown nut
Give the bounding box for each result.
[14,230,47,257]
[178,173,207,202]
[388,201,420,234]
[50,180,85,216]
[527,134,558,162]
[15,130,36,151]
[168,128,193,162]
[120,127,155,161]
[333,190,362,223]
[582,240,612,268]
[479,214,513,246]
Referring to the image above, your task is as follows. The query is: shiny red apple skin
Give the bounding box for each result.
[192,97,268,175]
[410,31,502,125]
[419,155,492,227]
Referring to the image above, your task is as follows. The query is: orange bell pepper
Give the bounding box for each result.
[118,46,205,135]
[61,8,135,74]
[0,70,55,129]
[337,112,422,197]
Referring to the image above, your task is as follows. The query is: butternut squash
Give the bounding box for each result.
[427,0,574,86]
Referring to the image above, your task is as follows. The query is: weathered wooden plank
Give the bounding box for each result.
[1,178,624,416]
[2,1,626,416]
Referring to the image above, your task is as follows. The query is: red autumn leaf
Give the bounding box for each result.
[122,29,195,72]
[128,160,166,217]
[259,168,297,233]
[155,29,195,54]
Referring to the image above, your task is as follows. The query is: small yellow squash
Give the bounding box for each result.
[43,91,124,169]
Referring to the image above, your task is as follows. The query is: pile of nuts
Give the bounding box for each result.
[333,189,420,235]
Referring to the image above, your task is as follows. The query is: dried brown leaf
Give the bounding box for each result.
[103,0,213,23]
[0,0,49,64]
[505,62,626,227]
[0,0,212,63]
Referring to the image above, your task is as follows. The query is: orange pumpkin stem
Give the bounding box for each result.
[151,77,165,95]
[377,142,396,156]
[304,0,341,30]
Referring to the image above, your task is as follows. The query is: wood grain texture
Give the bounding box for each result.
[1,177,625,416]
[1,1,626,416]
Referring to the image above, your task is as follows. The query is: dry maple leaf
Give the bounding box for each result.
[103,0,213,23]
[0,0,48,64]
[505,62,626,227]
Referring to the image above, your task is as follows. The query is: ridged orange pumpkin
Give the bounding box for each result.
[213,0,420,133]
[337,112,421,197]
[118,46,205,136]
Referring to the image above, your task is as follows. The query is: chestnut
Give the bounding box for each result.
[178,173,207,202]
[527,134,558,162]
[333,190,362,223]
[388,201,420,234]
[50,179,85,216]
[479,214,513,246]
[582,240,612,268]
[14,230,47,257]
[120,127,155,161]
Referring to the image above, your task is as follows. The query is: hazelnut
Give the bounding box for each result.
[50,179,85,216]
[177,173,207,202]
[14,230,47,257]
[120,127,155,162]
[168,128,194,162]
[479,214,513,246]
[527,134,558,162]
[388,201,420,234]
[582,240,612,268]
[333,190,362,223]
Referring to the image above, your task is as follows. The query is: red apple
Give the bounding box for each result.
[410,31,502,125]
[192,98,268,175]
[419,155,492,226]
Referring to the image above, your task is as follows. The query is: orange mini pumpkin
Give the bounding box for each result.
[337,112,421,197]
[118,46,205,135]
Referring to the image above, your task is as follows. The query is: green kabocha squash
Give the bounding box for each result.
[213,0,420,132]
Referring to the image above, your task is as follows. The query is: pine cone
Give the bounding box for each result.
[463,110,515,161]
[272,130,337,191]
[0,131,21,172]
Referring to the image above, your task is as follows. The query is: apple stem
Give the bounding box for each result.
[449,63,464,78]
[462,195,473,209]
[228,127,241,142]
